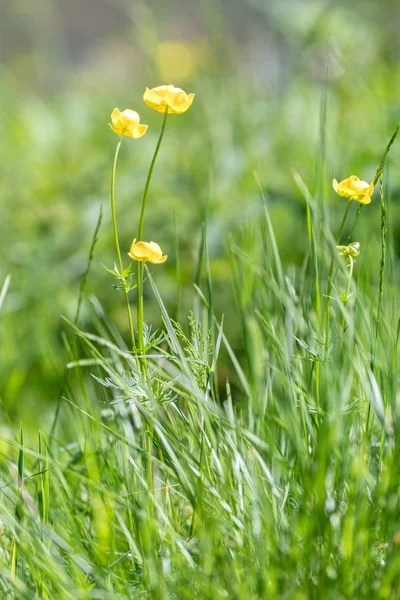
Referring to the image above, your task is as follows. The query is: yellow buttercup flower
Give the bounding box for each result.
[332,175,374,205]
[143,85,195,115]
[128,240,167,264]
[109,108,148,139]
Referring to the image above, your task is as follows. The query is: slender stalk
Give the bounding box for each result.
[324,200,352,358]
[137,262,144,355]
[138,108,169,240]
[374,178,386,354]
[124,284,135,353]
[337,199,352,245]
[136,107,169,354]
[347,205,362,242]
[111,139,135,351]
[345,257,354,301]
[341,256,354,331]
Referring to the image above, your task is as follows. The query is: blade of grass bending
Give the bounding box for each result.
[293,171,321,321]
[353,335,391,437]
[38,431,49,525]
[12,426,24,580]
[49,204,103,448]
[392,317,400,380]
[253,171,284,288]
[203,228,220,402]
[372,178,386,369]
[146,267,194,382]
[217,321,252,401]
[74,204,103,324]
[347,124,399,241]
[0,274,11,313]
[373,123,400,185]
[17,426,24,505]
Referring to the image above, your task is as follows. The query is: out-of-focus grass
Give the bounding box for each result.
[0,128,399,597]
[1,2,400,598]
[0,0,399,423]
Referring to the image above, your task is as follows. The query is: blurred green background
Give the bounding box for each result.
[1,0,399,424]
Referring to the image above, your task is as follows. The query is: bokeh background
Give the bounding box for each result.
[1,0,399,424]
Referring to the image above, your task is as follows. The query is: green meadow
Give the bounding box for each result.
[1,1,400,597]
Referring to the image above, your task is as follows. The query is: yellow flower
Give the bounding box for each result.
[128,240,167,264]
[143,85,195,114]
[109,108,148,138]
[336,242,360,261]
[332,175,374,205]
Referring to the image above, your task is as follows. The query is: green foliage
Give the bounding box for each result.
[1,1,400,597]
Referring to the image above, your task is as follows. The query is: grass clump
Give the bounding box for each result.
[0,80,400,600]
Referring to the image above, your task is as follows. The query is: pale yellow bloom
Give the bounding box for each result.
[336,242,360,261]
[128,240,167,264]
[143,85,195,115]
[332,176,374,205]
[109,108,148,139]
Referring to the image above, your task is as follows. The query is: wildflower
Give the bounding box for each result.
[128,240,167,264]
[336,242,360,262]
[332,176,374,205]
[143,85,195,114]
[109,108,148,138]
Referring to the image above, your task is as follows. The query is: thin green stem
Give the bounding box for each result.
[345,257,354,300]
[324,200,352,358]
[374,177,386,356]
[111,140,124,273]
[337,199,353,245]
[111,138,135,351]
[138,108,169,240]
[124,290,135,352]
[347,205,362,242]
[137,108,169,355]
[341,257,354,331]
[137,262,144,355]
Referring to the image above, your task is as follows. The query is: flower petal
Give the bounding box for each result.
[147,241,163,254]
[109,123,123,136]
[165,91,189,114]
[129,241,150,259]
[333,175,373,203]
[128,239,167,264]
[111,107,121,125]
[151,84,176,98]
[130,124,148,139]
[355,194,372,205]
[149,254,168,264]
[143,87,165,110]
[122,109,140,126]
[144,85,194,114]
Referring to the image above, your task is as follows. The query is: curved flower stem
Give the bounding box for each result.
[324,200,352,359]
[111,139,135,351]
[337,200,353,245]
[347,205,362,242]
[136,107,169,356]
